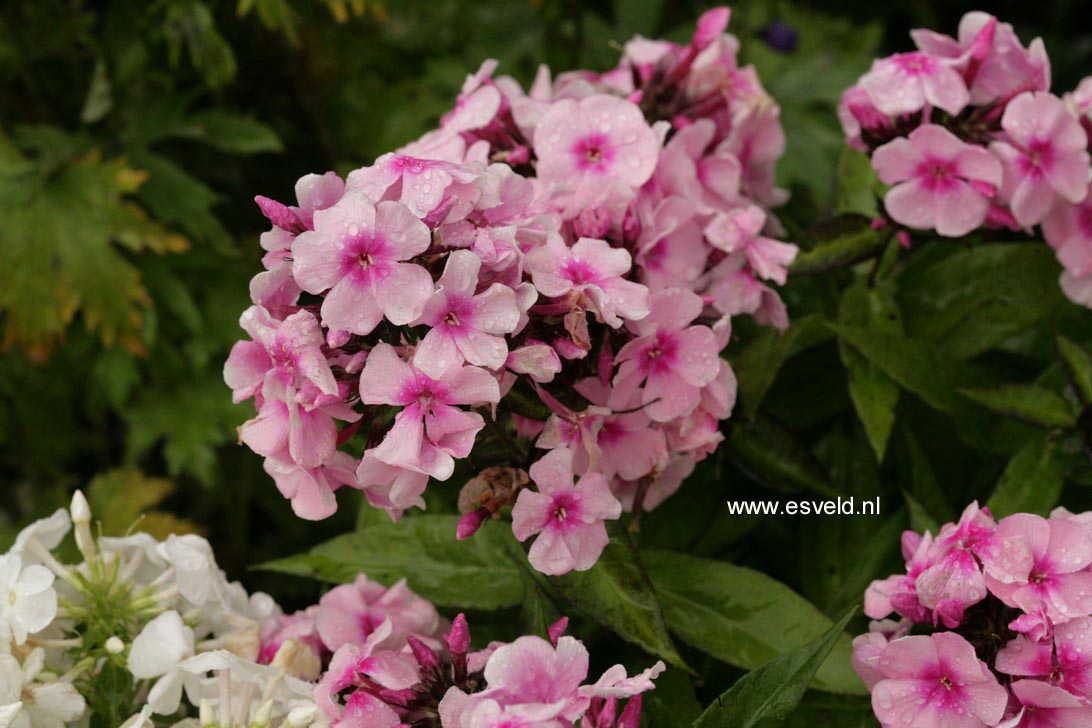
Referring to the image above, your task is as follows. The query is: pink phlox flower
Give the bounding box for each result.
[354,452,432,521]
[256,171,346,238]
[859,51,971,116]
[505,343,563,384]
[635,197,709,292]
[412,250,522,378]
[870,632,1008,728]
[1042,186,1092,280]
[913,13,1050,106]
[240,380,359,470]
[717,104,789,208]
[511,448,622,575]
[998,679,1092,728]
[612,453,695,512]
[348,153,483,218]
[872,124,1004,237]
[533,94,660,192]
[292,194,434,335]
[990,92,1090,227]
[572,378,669,482]
[703,258,789,329]
[914,502,999,627]
[477,634,591,719]
[263,451,360,521]
[442,59,504,134]
[705,204,797,284]
[314,618,420,723]
[865,530,936,624]
[359,343,500,480]
[225,307,336,404]
[316,574,442,654]
[997,619,1092,700]
[525,236,651,328]
[984,513,1092,624]
[612,288,720,422]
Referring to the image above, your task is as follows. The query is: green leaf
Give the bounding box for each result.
[830,324,957,413]
[1057,334,1092,407]
[693,608,859,727]
[548,524,686,669]
[733,315,825,417]
[838,281,901,461]
[643,667,703,727]
[834,147,882,217]
[790,215,889,275]
[81,60,113,124]
[898,243,1063,359]
[644,551,864,695]
[125,376,243,484]
[959,384,1076,430]
[0,143,184,357]
[987,436,1066,517]
[184,110,283,154]
[261,515,524,610]
[727,414,838,498]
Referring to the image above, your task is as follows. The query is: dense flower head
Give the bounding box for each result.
[839,11,1092,308]
[226,6,794,576]
[855,502,1092,727]
[0,495,662,726]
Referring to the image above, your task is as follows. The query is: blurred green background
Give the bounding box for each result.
[1,0,1090,606]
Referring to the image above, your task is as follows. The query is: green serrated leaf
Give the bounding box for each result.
[959,384,1076,430]
[547,524,686,669]
[987,436,1065,517]
[693,608,859,726]
[645,551,864,695]
[1057,334,1092,407]
[790,215,889,275]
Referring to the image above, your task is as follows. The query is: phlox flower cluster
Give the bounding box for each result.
[226,6,794,576]
[839,11,1092,307]
[854,502,1092,727]
[0,493,661,727]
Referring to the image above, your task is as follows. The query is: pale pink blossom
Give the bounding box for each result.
[224,307,336,404]
[292,194,434,335]
[1042,188,1092,279]
[983,514,1092,623]
[999,679,1092,728]
[511,448,621,575]
[870,632,1008,728]
[533,94,660,191]
[860,51,970,117]
[525,236,651,327]
[412,251,522,378]
[355,452,431,519]
[872,124,1003,237]
[704,205,797,284]
[990,92,1090,227]
[314,620,419,723]
[262,452,360,521]
[358,344,500,479]
[239,382,359,469]
[316,574,441,653]
[612,288,720,422]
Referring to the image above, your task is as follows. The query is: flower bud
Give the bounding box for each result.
[105,637,124,655]
[250,700,273,728]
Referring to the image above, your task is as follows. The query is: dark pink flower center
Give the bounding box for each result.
[915,158,959,192]
[1021,139,1056,177]
[550,492,580,528]
[341,232,391,281]
[643,331,678,373]
[894,52,934,76]
[573,134,614,172]
[562,258,600,286]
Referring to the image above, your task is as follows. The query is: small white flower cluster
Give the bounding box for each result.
[0,493,322,728]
